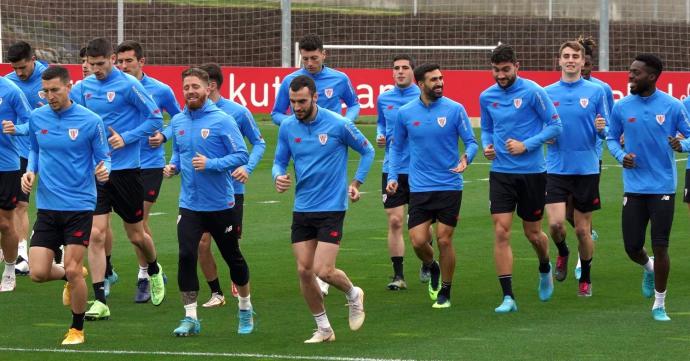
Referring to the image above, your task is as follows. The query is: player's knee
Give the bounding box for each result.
[0,217,12,233]
[624,245,643,259]
[30,271,49,283]
[388,214,403,231]
[548,221,564,235]
[524,230,543,244]
[315,268,334,282]
[436,236,452,249]
[494,226,511,243]
[296,266,313,281]
[574,225,590,242]
[64,265,84,282]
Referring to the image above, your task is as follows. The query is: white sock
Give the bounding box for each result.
[3,261,15,276]
[184,302,197,319]
[238,295,252,311]
[18,239,28,259]
[138,266,149,280]
[642,259,654,273]
[653,290,666,310]
[346,286,359,301]
[313,311,331,330]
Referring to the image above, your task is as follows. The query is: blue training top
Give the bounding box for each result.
[376,84,420,174]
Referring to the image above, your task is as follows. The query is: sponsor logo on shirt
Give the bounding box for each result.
[513,98,522,109]
[40,129,48,134]
[68,128,79,141]
[295,137,301,143]
[324,88,334,98]
[656,114,665,125]
[628,117,636,123]
[318,133,328,145]
[201,128,210,139]
[492,102,498,108]
[437,117,446,127]
[413,121,420,127]
[107,91,116,102]
[580,98,589,108]
[553,101,560,107]
[386,105,393,110]
[178,130,185,136]
[85,93,92,100]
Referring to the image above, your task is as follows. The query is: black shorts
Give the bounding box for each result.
[545,174,601,213]
[622,193,675,252]
[408,191,462,229]
[30,210,93,252]
[382,173,410,209]
[141,168,164,203]
[16,157,29,203]
[684,169,690,203]
[489,171,546,222]
[0,170,21,211]
[95,168,144,224]
[178,207,241,247]
[232,194,244,239]
[291,211,346,244]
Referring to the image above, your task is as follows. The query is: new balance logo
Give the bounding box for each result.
[225,225,233,233]
[661,195,670,201]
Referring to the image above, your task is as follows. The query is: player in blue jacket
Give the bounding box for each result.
[272,75,374,343]
[21,66,110,345]
[163,67,254,336]
[544,41,609,297]
[480,44,562,313]
[607,54,690,322]
[271,34,360,126]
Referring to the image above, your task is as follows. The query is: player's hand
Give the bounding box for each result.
[545,138,556,144]
[348,180,362,202]
[275,173,291,193]
[622,153,636,168]
[450,154,468,173]
[163,164,177,178]
[108,126,125,149]
[595,114,606,132]
[2,120,16,135]
[620,134,625,147]
[376,134,386,148]
[21,172,35,194]
[94,160,109,183]
[386,180,398,194]
[483,144,496,160]
[677,133,686,140]
[149,131,165,148]
[192,152,207,171]
[668,136,683,152]
[505,138,526,155]
[231,166,249,183]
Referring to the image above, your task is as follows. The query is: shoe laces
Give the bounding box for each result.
[239,310,253,326]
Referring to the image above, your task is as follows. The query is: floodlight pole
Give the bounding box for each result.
[117,0,124,45]
[599,0,609,71]
[281,0,291,67]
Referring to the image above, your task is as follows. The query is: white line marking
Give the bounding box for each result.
[257,200,281,204]
[148,212,167,216]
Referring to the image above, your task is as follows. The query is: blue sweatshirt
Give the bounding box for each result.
[71,68,163,170]
[376,84,420,174]
[216,97,266,195]
[0,77,32,171]
[27,102,111,211]
[607,90,690,194]
[589,76,615,160]
[680,97,690,169]
[169,100,248,212]
[545,78,608,175]
[5,61,47,158]
[272,106,375,212]
[480,77,562,174]
[139,74,181,169]
[387,97,478,192]
[271,66,360,125]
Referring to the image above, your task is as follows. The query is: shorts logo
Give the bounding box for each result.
[135,209,143,217]
[177,214,181,224]
[225,225,233,233]
[318,133,328,145]
[685,188,688,197]
[533,209,542,216]
[68,128,79,141]
[73,230,84,238]
[148,189,156,196]
[38,91,46,99]
[324,88,334,98]
[513,98,522,109]
[107,91,116,103]
[580,98,589,108]
[623,196,627,206]
[593,197,600,205]
[437,117,447,128]
[329,231,339,238]
[201,128,210,139]
[656,114,665,125]
[382,194,387,203]
[661,195,670,201]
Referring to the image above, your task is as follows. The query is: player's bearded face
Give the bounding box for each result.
[289,87,317,121]
[42,77,72,112]
[183,76,209,110]
[88,55,114,80]
[420,69,443,100]
[492,61,518,89]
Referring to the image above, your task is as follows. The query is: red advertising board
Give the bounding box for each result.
[3,64,690,118]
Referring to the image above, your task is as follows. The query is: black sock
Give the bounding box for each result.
[93,282,106,304]
[208,278,223,295]
[147,259,160,276]
[439,282,451,299]
[428,261,440,289]
[71,312,85,331]
[105,256,113,277]
[391,256,404,279]
[54,247,63,264]
[580,258,592,284]
[539,261,551,274]
[555,240,569,257]
[498,274,514,298]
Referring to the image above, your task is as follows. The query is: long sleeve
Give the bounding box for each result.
[271,124,291,181]
[237,108,266,174]
[458,107,478,164]
[119,81,163,144]
[342,121,374,183]
[387,112,408,183]
[522,88,562,152]
[376,97,386,138]
[92,119,112,173]
[27,118,39,173]
[479,97,494,150]
[606,105,626,164]
[270,79,291,126]
[205,118,249,172]
[596,87,609,140]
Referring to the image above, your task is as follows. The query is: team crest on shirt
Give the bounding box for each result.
[513,98,522,109]
[201,128,210,139]
[38,91,46,99]
[580,98,589,108]
[656,114,665,125]
[318,133,328,145]
[324,88,334,98]
[68,128,79,141]
[437,117,447,127]
[106,91,116,102]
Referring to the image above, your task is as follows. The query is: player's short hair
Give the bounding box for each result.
[41,65,71,84]
[199,63,223,88]
[577,35,597,57]
[79,46,88,58]
[413,63,440,83]
[298,34,324,52]
[116,40,144,59]
[491,44,517,64]
[393,55,416,69]
[86,38,113,58]
[289,75,317,95]
[559,41,584,57]
[182,67,209,84]
[634,53,663,77]
[7,41,33,62]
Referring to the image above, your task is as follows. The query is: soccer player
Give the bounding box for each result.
[71,37,165,320]
[0,76,32,291]
[272,75,373,343]
[5,40,48,275]
[479,44,562,313]
[376,55,421,290]
[544,41,608,296]
[69,47,93,103]
[607,54,690,321]
[21,66,110,344]
[115,40,181,302]
[163,67,254,336]
[386,63,478,309]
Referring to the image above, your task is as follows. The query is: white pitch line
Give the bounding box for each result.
[257,200,281,204]
[148,212,167,216]
[0,348,436,361]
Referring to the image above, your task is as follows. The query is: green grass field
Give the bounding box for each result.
[2,118,690,361]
